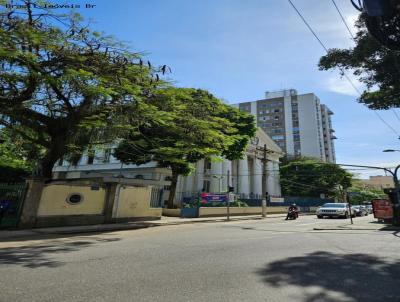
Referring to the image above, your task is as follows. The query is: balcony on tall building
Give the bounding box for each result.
[328,109,334,115]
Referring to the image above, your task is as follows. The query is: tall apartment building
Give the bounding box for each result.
[320,104,336,163]
[233,89,336,162]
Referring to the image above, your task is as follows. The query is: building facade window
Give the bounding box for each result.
[67,193,84,205]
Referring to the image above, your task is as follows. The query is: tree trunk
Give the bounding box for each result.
[167,168,179,209]
[40,151,60,179]
[39,137,67,179]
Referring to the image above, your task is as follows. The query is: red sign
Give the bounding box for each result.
[372,199,393,220]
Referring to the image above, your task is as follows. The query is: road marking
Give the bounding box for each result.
[295,222,325,226]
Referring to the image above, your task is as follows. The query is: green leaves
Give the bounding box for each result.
[114,87,256,207]
[0,1,165,177]
[280,157,353,198]
[319,15,400,109]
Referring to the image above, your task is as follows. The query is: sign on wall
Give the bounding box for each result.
[201,193,228,205]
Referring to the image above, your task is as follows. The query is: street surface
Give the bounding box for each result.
[0,215,399,302]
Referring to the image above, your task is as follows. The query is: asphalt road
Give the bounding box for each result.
[1,215,399,302]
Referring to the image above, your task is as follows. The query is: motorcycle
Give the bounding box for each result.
[286,209,298,220]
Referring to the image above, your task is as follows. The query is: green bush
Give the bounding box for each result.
[0,164,31,183]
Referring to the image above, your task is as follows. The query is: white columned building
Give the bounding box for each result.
[53,128,284,207]
[175,127,283,203]
[238,158,250,196]
[252,158,263,197]
[210,161,223,193]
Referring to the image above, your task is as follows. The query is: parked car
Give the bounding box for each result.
[366,205,373,214]
[316,203,354,219]
[351,205,368,216]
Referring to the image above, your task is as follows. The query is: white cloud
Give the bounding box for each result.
[323,74,363,96]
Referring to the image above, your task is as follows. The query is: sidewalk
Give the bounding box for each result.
[313,220,400,231]
[0,213,286,241]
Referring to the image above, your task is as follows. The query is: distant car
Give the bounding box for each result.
[316,203,354,219]
[352,205,368,216]
[366,205,373,214]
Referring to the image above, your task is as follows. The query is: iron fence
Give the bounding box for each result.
[0,182,27,228]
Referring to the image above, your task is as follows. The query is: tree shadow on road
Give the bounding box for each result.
[256,251,400,302]
[0,237,120,268]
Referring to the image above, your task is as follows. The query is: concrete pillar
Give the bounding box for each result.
[19,178,45,228]
[194,159,205,192]
[252,158,263,198]
[273,162,282,196]
[210,161,223,193]
[174,175,185,204]
[184,173,194,195]
[238,156,250,197]
[104,183,118,223]
[221,160,232,191]
[231,160,238,194]
[267,161,275,196]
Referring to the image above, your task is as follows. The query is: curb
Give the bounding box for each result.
[42,215,286,234]
[0,214,286,240]
[313,227,400,231]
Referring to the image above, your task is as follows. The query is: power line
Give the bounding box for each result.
[288,0,400,138]
[331,0,355,39]
[393,109,400,123]
[287,0,328,52]
[329,0,400,136]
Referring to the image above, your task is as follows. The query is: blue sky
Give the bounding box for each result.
[64,1,400,177]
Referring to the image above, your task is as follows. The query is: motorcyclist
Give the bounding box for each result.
[285,203,299,220]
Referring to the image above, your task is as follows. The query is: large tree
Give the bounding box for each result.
[280,157,352,198]
[319,15,400,110]
[114,88,256,208]
[0,1,164,178]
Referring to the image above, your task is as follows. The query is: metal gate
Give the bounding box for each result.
[0,183,27,228]
[150,187,164,208]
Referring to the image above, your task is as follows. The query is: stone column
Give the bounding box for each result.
[267,161,275,196]
[174,175,185,204]
[238,156,250,197]
[194,159,205,192]
[252,158,263,198]
[104,182,118,223]
[19,178,45,228]
[221,160,232,191]
[273,161,282,196]
[210,161,223,193]
[183,173,194,196]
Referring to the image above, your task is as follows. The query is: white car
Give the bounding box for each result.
[316,203,354,219]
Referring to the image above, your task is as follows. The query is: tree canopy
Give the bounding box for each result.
[347,181,386,205]
[280,157,352,199]
[114,87,256,208]
[0,0,166,178]
[319,15,400,110]
[0,128,36,182]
